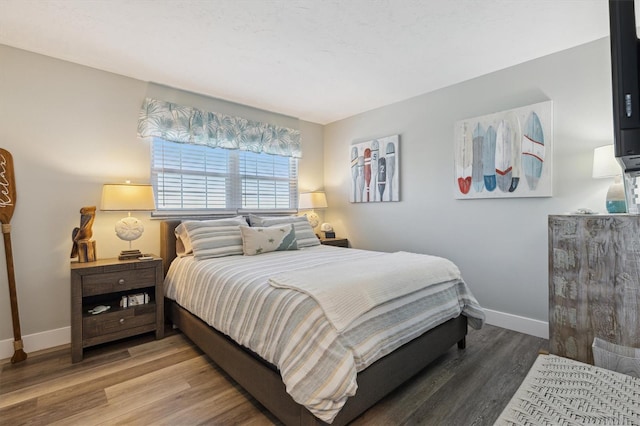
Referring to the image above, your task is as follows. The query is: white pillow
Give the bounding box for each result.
[248,214,320,248]
[175,224,192,257]
[239,224,297,255]
[178,216,247,259]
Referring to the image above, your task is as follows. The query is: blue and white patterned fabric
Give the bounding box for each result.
[248,214,320,248]
[138,98,302,158]
[239,224,297,255]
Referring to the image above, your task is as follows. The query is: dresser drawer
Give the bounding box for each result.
[82,304,156,339]
[82,268,156,296]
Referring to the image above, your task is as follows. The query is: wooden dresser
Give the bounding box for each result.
[548,214,640,364]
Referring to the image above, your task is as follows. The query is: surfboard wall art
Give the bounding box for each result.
[350,134,400,203]
[453,100,552,199]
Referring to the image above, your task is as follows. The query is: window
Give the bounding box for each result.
[151,138,298,215]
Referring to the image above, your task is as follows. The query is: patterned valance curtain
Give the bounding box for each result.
[137,97,302,158]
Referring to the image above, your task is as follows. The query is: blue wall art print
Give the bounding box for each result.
[454,101,553,199]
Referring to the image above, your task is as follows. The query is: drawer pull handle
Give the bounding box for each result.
[119,318,125,324]
[118,278,125,285]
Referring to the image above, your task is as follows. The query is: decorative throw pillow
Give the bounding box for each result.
[248,214,320,248]
[179,216,247,259]
[240,224,297,255]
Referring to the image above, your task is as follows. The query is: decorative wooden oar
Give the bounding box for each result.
[0,148,27,363]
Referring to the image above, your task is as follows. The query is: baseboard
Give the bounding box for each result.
[483,308,549,339]
[0,327,70,361]
[0,309,548,361]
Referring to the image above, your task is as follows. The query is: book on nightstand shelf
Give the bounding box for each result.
[120,292,150,308]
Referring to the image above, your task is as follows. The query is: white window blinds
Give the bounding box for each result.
[151,138,298,215]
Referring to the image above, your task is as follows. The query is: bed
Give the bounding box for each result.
[160,217,485,425]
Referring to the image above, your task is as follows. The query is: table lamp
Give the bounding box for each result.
[592,145,626,213]
[101,183,155,259]
[298,191,328,234]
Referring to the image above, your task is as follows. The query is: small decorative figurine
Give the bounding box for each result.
[70,206,97,262]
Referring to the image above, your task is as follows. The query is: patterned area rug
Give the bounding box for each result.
[495,354,640,425]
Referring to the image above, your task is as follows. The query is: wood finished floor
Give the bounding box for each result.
[0,324,547,425]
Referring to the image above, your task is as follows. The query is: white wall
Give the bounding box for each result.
[323,37,615,337]
[0,35,618,357]
[0,44,324,357]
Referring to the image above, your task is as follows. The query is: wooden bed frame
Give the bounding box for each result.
[160,220,468,426]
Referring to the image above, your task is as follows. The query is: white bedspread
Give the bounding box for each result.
[269,251,461,332]
[165,246,485,423]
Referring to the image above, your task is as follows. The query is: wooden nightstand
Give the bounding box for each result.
[70,256,164,362]
[320,238,349,248]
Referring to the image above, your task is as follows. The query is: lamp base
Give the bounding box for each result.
[606,200,627,214]
[118,249,143,260]
[303,211,320,228]
[606,178,627,214]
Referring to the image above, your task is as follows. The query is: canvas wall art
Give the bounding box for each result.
[454,100,553,199]
[350,135,400,203]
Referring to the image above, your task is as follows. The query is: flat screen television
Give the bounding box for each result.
[610,0,640,172]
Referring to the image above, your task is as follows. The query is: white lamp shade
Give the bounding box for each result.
[299,192,328,210]
[101,184,156,211]
[592,145,622,178]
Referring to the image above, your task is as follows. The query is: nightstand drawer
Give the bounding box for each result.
[82,268,156,296]
[320,238,349,248]
[83,304,156,339]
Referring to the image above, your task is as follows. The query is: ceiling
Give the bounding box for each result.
[0,0,616,124]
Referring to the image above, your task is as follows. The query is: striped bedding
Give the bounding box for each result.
[164,245,485,423]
